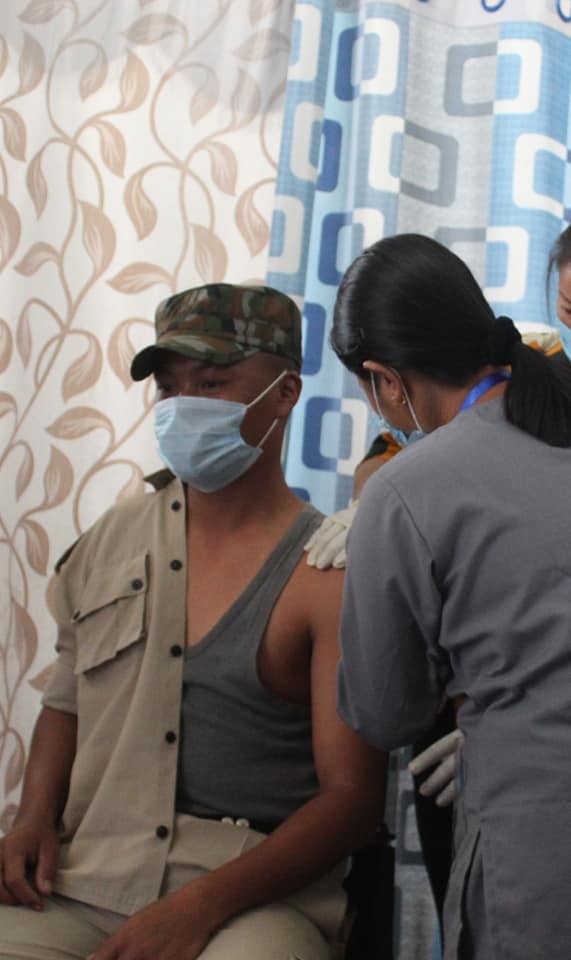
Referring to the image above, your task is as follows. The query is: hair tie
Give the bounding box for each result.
[481,316,522,365]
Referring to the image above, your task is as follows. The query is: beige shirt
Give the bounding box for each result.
[43,472,345,936]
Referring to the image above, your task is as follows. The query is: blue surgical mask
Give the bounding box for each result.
[369,370,426,446]
[154,370,288,493]
[554,316,571,361]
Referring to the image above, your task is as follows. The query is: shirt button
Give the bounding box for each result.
[165,730,177,744]
[170,559,183,571]
[171,500,182,511]
[131,578,144,591]
[170,644,183,658]
[155,825,169,839]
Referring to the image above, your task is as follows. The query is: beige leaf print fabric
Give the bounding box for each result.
[0,0,294,824]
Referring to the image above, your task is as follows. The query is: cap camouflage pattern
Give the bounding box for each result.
[130,283,302,381]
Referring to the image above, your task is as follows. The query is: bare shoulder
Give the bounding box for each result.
[281,555,344,630]
[266,552,344,646]
[260,553,344,702]
[297,554,344,590]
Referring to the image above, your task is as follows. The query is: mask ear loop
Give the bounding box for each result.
[246,368,291,449]
[395,374,424,433]
[369,370,383,418]
[246,369,290,409]
[370,368,425,434]
[256,418,278,449]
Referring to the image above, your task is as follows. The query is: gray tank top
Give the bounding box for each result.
[176,503,324,829]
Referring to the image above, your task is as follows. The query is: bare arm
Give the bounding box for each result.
[92,567,387,959]
[0,705,76,907]
[14,705,77,825]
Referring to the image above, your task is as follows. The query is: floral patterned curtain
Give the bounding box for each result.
[0,0,294,828]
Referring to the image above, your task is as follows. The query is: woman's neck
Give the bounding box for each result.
[412,365,507,430]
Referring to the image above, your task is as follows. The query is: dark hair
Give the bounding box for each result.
[546,225,571,290]
[331,233,571,447]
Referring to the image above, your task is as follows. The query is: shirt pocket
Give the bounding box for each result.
[73,553,149,675]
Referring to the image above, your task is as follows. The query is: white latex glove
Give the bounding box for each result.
[408,728,464,807]
[304,500,359,570]
[516,321,561,353]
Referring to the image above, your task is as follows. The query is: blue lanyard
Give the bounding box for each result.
[459,371,510,412]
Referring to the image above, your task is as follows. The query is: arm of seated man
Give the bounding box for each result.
[0,706,77,909]
[91,564,387,960]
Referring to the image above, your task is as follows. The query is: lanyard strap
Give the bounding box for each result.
[459,371,510,412]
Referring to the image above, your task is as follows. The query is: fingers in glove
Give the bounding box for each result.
[315,530,348,569]
[435,781,457,808]
[332,547,347,569]
[306,528,346,568]
[408,728,463,776]
[306,526,345,566]
[305,517,336,552]
[418,753,456,797]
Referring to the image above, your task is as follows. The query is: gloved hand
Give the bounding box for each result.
[408,728,464,807]
[516,320,561,353]
[304,500,359,570]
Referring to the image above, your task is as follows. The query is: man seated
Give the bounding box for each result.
[0,284,385,960]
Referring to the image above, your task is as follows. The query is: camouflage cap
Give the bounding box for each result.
[130,283,302,381]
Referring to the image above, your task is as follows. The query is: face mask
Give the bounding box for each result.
[369,370,426,447]
[154,370,288,493]
[554,316,571,361]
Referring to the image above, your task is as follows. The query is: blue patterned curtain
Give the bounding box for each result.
[267,0,571,516]
[266,4,571,958]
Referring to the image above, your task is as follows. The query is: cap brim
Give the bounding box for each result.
[130,336,259,381]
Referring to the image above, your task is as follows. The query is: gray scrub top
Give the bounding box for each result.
[338,397,571,960]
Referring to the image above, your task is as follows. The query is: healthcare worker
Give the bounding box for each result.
[411,223,571,805]
[331,233,571,960]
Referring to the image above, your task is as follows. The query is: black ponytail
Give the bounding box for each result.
[504,332,571,448]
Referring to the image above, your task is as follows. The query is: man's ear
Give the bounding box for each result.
[362,361,403,404]
[276,370,302,416]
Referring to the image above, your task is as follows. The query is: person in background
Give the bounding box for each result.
[331,233,571,960]
[548,223,571,372]
[0,284,385,960]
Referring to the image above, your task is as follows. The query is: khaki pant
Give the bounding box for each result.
[0,815,347,959]
[0,894,333,960]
